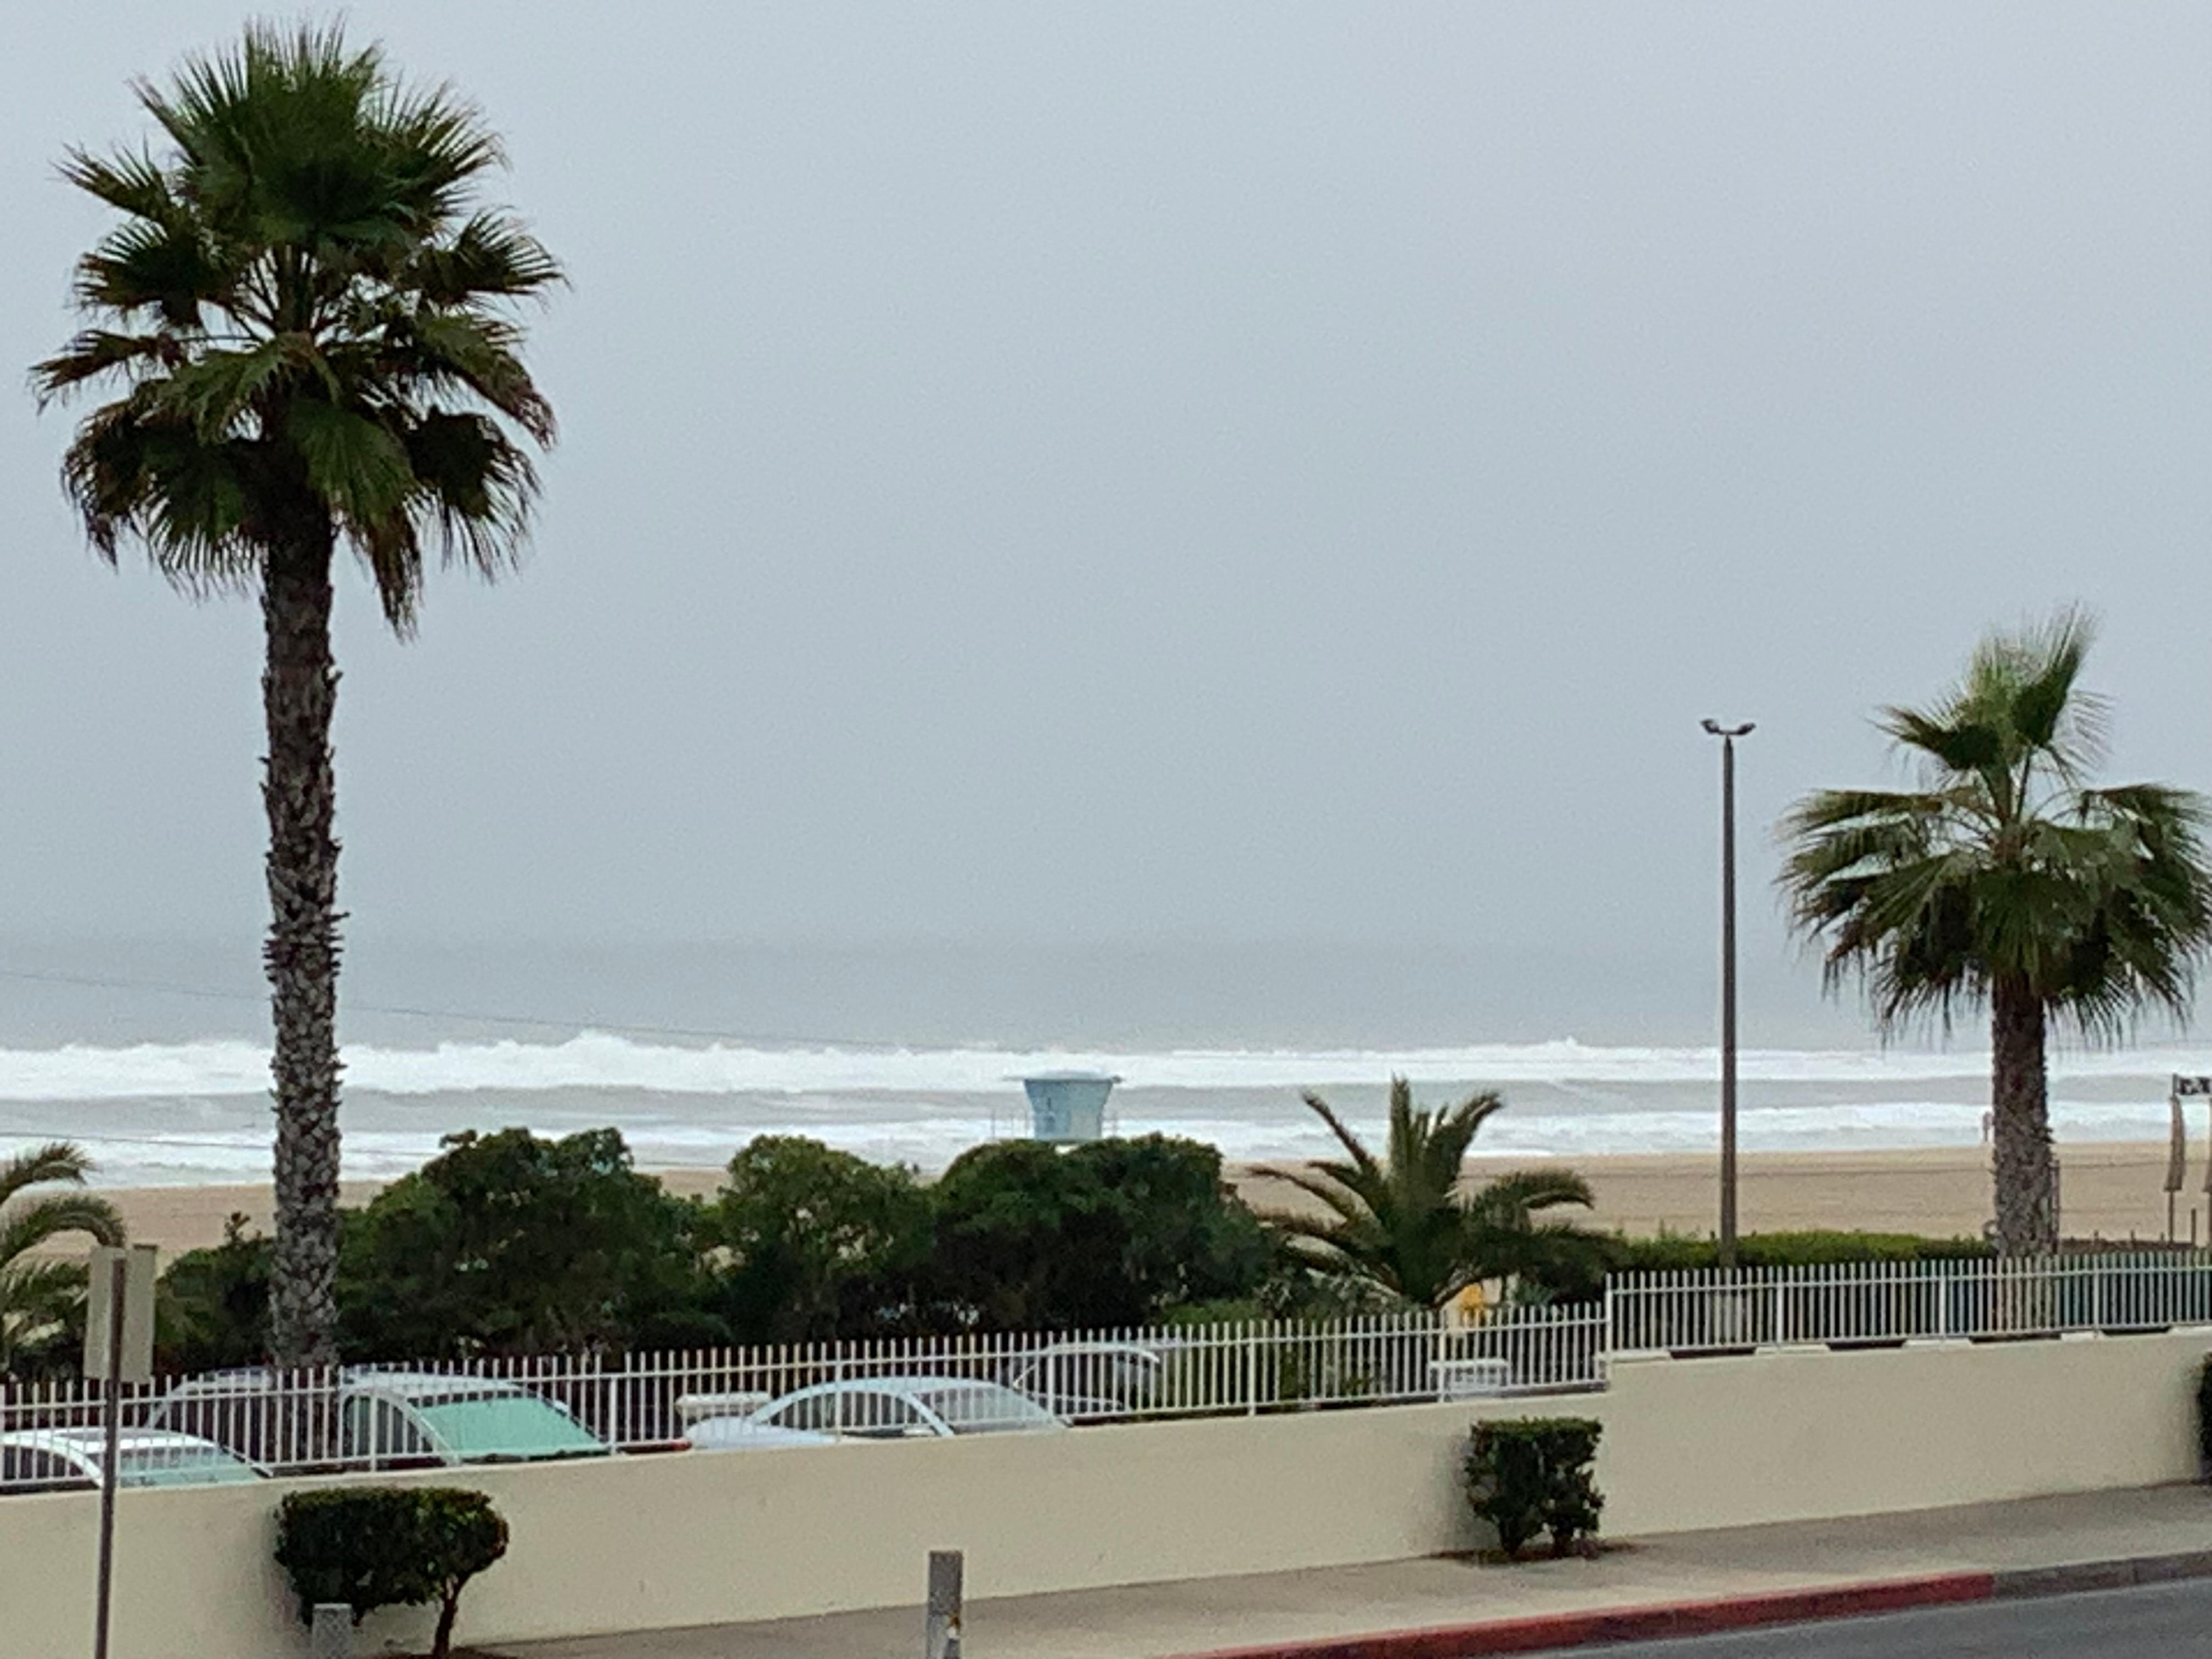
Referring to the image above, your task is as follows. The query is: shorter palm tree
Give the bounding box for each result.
[0,1143,127,1375]
[1261,1079,1598,1307]
[1780,611,2212,1255]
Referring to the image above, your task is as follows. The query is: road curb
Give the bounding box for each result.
[1168,1574,1997,1659]
[1992,1549,2212,1597]
[1169,1548,2212,1659]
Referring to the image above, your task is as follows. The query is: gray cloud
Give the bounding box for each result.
[0,5,2205,1043]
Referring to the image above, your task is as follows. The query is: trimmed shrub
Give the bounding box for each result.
[1463,1418,1604,1558]
[2198,1355,2212,1480]
[1607,1231,1993,1273]
[274,1487,509,1659]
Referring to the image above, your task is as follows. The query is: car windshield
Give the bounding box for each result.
[913,1385,1059,1434]
[1022,1352,1158,1397]
[410,1395,603,1458]
[116,1446,261,1487]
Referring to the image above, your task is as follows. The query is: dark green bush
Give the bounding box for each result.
[927,1135,1272,1330]
[274,1487,509,1659]
[1463,1418,1604,1558]
[2197,1355,2212,1479]
[1606,1231,1993,1273]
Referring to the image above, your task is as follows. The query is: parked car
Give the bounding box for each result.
[148,1368,612,1471]
[1000,1340,1169,1419]
[0,1429,264,1494]
[689,1376,1066,1449]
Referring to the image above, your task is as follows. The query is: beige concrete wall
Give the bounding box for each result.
[7,1331,2207,1659]
[1600,1331,2205,1534]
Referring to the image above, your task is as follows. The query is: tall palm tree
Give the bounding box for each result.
[1261,1079,1598,1307]
[1781,611,2212,1255]
[34,25,560,1364]
[0,1144,126,1376]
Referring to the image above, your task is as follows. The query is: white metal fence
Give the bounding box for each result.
[1605,1251,2212,1353]
[7,1251,2211,1494]
[0,1308,1602,1490]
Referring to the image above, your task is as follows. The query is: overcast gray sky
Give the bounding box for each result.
[2,5,2207,1001]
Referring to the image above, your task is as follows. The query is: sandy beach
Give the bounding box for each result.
[80,1141,2207,1257]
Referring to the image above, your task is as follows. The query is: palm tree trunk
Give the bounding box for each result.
[262,535,345,1367]
[1989,978,2058,1255]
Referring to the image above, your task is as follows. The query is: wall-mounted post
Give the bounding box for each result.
[926,1550,963,1659]
[309,1604,353,1659]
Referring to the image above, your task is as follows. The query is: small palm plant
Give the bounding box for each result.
[1781,611,2212,1255]
[0,1144,126,1376]
[1261,1079,1598,1308]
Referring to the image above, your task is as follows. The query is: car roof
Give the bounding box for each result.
[779,1376,1028,1401]
[342,1370,532,1402]
[163,1368,529,1401]
[0,1429,238,1457]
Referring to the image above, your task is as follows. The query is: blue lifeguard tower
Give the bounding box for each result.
[1019,1071,1120,1144]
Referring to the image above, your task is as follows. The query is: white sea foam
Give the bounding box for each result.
[0,1031,2206,1101]
[3,1033,2204,1184]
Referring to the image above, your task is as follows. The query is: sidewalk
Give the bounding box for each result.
[481,1485,2211,1659]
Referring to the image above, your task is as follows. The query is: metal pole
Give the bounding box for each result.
[1720,733,1739,1267]
[1703,720,1754,1269]
[925,1550,963,1659]
[92,1251,126,1659]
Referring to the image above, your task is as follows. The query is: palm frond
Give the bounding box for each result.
[1463,1168,1595,1227]
[38,19,561,624]
[0,1194,126,1266]
[0,1143,95,1209]
[1780,610,2212,1046]
[1265,1083,1594,1307]
[1298,1092,1383,1190]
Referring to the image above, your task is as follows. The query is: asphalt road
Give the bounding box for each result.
[1614,1580,2212,1657]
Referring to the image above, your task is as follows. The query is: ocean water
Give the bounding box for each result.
[0,1034,2203,1187]
[1,940,2207,1186]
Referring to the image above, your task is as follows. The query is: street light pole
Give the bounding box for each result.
[1702,719,1754,1269]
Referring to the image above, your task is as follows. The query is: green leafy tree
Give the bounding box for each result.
[35,24,561,1365]
[930,1136,1271,1330]
[705,1137,933,1341]
[157,1213,272,1373]
[337,1129,714,1358]
[1065,1135,1273,1314]
[1780,612,2212,1254]
[1261,1079,1599,1308]
[0,1143,126,1377]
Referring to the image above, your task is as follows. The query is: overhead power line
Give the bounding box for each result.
[0,963,907,1052]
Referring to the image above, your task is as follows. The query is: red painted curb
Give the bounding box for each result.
[1170,1572,1999,1659]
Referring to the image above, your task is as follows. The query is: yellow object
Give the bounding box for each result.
[1452,1282,1488,1325]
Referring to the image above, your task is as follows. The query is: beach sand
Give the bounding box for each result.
[81,1141,2207,1256]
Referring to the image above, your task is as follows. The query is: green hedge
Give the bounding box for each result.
[1606,1231,1994,1272]
[1463,1418,1604,1558]
[274,1487,508,1659]
[2197,1356,2212,1480]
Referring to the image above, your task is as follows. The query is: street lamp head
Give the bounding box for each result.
[1701,719,1756,738]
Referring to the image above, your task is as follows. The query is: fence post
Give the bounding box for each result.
[925,1550,962,1659]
